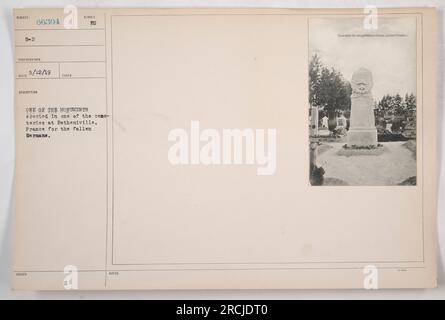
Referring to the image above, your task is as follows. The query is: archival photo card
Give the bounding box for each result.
[309,17,418,186]
[12,8,437,290]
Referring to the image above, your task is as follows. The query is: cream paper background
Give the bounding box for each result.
[111,14,422,264]
[0,0,443,298]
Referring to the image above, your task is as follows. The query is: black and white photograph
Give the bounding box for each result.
[309,17,418,186]
[0,2,442,300]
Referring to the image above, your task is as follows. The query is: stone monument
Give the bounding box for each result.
[347,68,378,147]
[310,106,318,136]
[336,114,347,128]
[321,116,329,128]
[318,115,330,136]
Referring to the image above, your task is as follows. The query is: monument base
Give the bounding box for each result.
[347,128,378,147]
[318,128,330,137]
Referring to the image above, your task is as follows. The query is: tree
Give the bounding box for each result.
[393,94,403,116]
[375,93,416,119]
[404,93,416,119]
[308,55,352,130]
[376,94,393,117]
[309,54,323,108]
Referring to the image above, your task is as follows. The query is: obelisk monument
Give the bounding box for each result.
[347,68,378,147]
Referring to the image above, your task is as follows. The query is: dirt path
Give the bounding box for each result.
[316,141,417,186]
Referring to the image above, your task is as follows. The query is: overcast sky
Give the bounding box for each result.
[309,17,417,101]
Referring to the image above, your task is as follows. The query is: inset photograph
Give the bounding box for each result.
[308,17,417,186]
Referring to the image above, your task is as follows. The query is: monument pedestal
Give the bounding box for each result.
[347,128,378,146]
[310,106,318,136]
[346,68,378,147]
